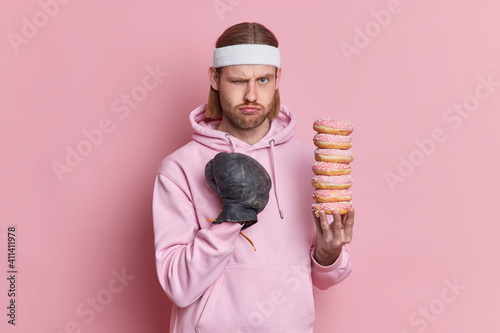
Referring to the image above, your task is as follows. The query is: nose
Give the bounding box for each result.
[244,82,257,103]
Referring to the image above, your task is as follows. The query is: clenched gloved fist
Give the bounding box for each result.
[205,152,272,230]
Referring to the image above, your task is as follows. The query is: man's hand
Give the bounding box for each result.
[312,208,354,266]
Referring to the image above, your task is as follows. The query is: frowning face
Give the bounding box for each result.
[210,64,281,134]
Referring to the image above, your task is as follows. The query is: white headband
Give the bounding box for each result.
[213,44,280,69]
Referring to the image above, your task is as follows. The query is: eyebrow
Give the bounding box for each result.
[227,73,275,81]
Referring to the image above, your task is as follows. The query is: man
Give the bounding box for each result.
[153,22,355,332]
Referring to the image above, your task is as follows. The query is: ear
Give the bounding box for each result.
[208,66,219,91]
[275,67,282,90]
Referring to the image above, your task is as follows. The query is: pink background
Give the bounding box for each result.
[1,0,499,332]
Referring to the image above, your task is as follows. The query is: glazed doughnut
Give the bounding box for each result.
[312,161,351,176]
[311,175,353,190]
[313,133,352,149]
[314,148,353,163]
[313,119,353,135]
[313,189,352,202]
[312,201,352,215]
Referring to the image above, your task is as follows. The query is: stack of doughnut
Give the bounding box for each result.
[311,119,354,215]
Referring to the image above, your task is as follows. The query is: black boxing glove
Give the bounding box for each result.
[205,152,272,230]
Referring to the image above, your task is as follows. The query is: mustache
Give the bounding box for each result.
[238,103,264,108]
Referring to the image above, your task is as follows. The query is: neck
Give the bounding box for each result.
[217,119,271,145]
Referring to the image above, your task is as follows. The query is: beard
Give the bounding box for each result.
[219,95,275,130]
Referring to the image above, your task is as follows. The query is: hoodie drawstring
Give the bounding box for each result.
[269,139,284,219]
[224,133,257,251]
[225,133,237,152]
[224,134,284,220]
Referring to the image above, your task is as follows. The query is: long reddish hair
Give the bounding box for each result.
[206,22,281,119]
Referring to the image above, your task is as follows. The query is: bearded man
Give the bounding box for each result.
[153,22,355,332]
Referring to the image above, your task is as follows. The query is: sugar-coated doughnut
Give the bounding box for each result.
[315,148,353,163]
[313,133,352,149]
[311,175,353,190]
[312,161,351,176]
[313,119,353,135]
[313,189,352,202]
[312,201,352,215]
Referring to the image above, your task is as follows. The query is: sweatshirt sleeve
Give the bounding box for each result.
[152,172,242,308]
[310,242,352,290]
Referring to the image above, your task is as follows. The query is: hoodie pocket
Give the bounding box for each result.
[195,265,315,333]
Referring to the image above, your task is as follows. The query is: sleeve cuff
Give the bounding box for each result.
[206,222,243,247]
[311,245,348,273]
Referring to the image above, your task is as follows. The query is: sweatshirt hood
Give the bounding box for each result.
[190,104,295,152]
[190,104,296,219]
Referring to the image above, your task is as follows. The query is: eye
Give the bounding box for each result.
[258,78,269,84]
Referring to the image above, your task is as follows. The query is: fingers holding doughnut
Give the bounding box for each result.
[312,209,330,235]
[343,208,355,243]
